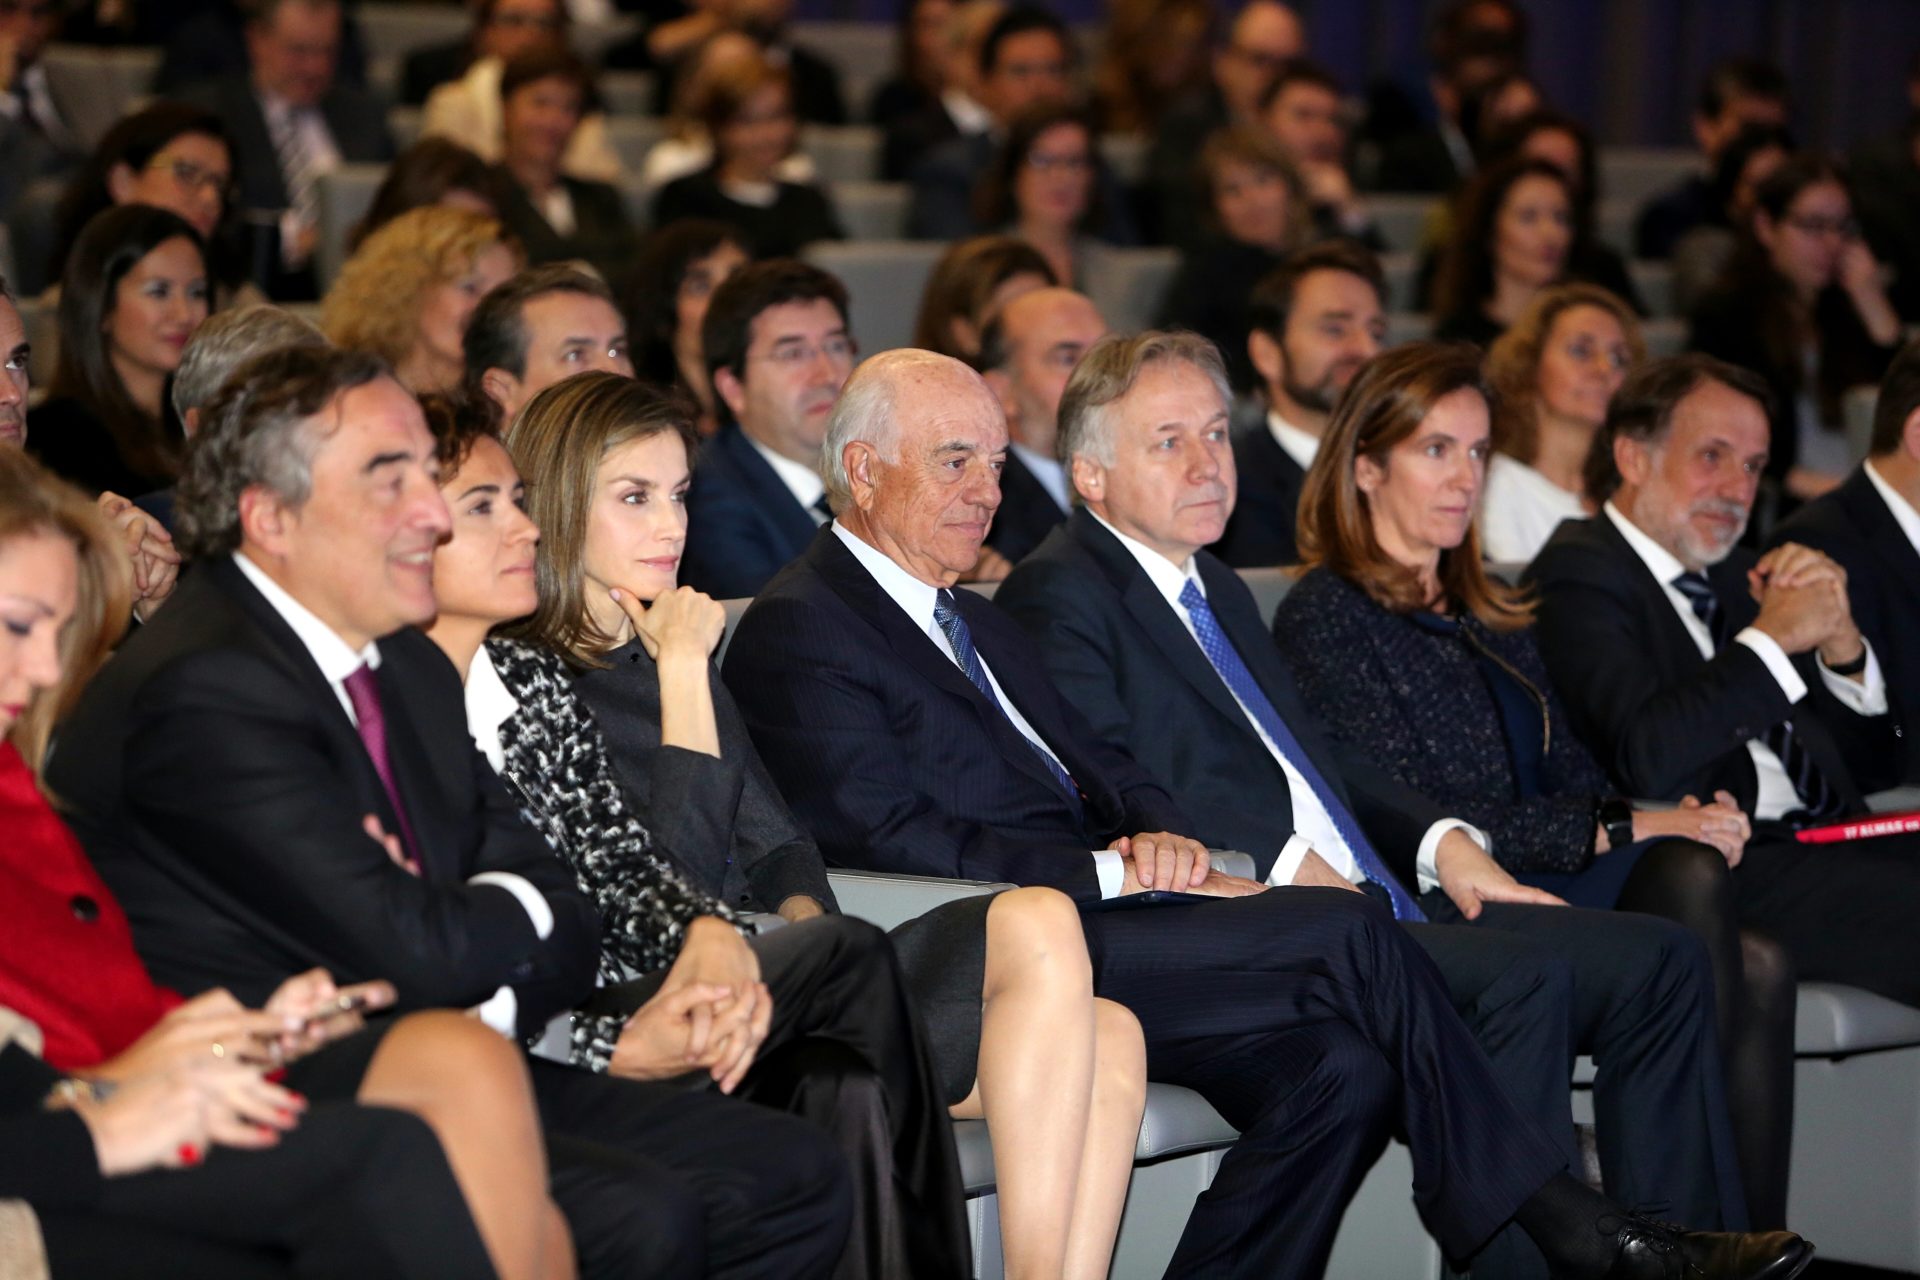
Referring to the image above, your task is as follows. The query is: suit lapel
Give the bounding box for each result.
[1592,515,1715,675]
[723,427,820,549]
[1845,467,1920,589]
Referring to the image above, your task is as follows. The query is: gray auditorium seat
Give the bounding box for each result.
[1360,194,1439,253]
[606,116,670,175]
[389,106,424,151]
[356,4,468,59]
[1595,197,1635,259]
[802,240,945,354]
[42,44,160,151]
[1596,147,1699,211]
[1844,385,1878,463]
[314,163,387,290]
[1629,259,1675,317]
[599,72,656,118]
[1387,311,1434,346]
[832,182,910,240]
[1641,317,1685,357]
[804,125,883,184]
[790,22,896,93]
[1098,133,1149,187]
[1238,566,1296,626]
[1082,245,1179,334]
[1381,250,1419,311]
[6,174,68,298]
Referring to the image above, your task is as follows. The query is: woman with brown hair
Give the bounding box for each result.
[348,137,502,251]
[911,233,1056,360]
[1270,341,1797,1227]
[972,103,1131,288]
[1092,0,1213,135]
[1430,157,1576,348]
[1479,282,1644,563]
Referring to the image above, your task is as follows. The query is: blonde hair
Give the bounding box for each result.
[0,450,130,782]
[322,206,518,370]
[1484,283,1644,465]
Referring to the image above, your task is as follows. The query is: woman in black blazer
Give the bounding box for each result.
[1269,340,1797,1227]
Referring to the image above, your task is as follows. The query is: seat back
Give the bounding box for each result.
[314,164,388,291]
[803,240,945,354]
[1082,245,1180,334]
[831,182,910,240]
[804,125,883,184]
[42,44,161,151]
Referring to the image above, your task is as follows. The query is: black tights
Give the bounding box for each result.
[1616,839,1797,1228]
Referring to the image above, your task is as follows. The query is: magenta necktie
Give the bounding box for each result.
[342,664,423,868]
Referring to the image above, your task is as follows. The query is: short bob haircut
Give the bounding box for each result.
[911,234,1057,359]
[53,101,233,281]
[1429,156,1573,329]
[0,448,130,781]
[1484,282,1645,466]
[349,136,499,251]
[1296,341,1533,629]
[53,204,208,484]
[1057,330,1231,472]
[502,371,700,667]
[323,205,519,373]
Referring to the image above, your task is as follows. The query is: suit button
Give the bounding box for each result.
[70,894,99,923]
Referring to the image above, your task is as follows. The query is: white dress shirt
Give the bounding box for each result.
[750,433,829,521]
[829,522,1132,891]
[1478,454,1587,565]
[1865,460,1920,557]
[1010,442,1071,514]
[234,555,553,1035]
[1602,503,1886,821]
[1090,514,1484,894]
[0,64,72,148]
[420,56,622,183]
[1265,409,1321,473]
[941,88,993,137]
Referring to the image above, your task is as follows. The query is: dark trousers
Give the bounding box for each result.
[595,914,970,1280]
[1734,826,1920,1006]
[1078,887,1569,1280]
[1414,902,1748,1279]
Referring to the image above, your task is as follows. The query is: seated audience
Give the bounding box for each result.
[30,206,209,499]
[1766,340,1920,785]
[1476,110,1643,312]
[421,0,623,185]
[638,31,820,203]
[398,0,562,106]
[153,0,370,96]
[46,343,856,1277]
[871,0,974,181]
[466,265,634,423]
[1851,62,1920,322]
[911,233,1056,361]
[680,260,853,598]
[179,0,394,300]
[627,219,749,436]
[1261,61,1383,245]
[323,207,520,397]
[1269,339,1792,1227]
[1431,157,1576,347]
[908,5,1075,241]
[0,0,85,223]
[0,447,570,1280]
[1157,126,1309,390]
[1479,283,1644,564]
[1213,240,1388,567]
[476,377,1145,1279]
[488,45,638,283]
[1528,354,1920,1010]
[995,330,1761,1245]
[348,137,502,252]
[1637,58,1792,261]
[975,286,1108,567]
[1365,5,1526,194]
[719,343,1808,1280]
[1689,155,1902,504]
[972,103,1133,289]
[635,0,847,126]
[1670,123,1795,318]
[1147,0,1306,249]
[653,52,845,259]
[1092,0,1214,136]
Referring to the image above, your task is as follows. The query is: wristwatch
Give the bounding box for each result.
[44,1076,115,1110]
[1597,797,1635,853]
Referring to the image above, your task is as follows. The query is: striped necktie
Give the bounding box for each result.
[268,104,322,233]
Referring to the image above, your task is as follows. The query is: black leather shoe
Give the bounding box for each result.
[1599,1213,1813,1279]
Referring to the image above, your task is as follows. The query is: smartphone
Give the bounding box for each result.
[299,988,375,1031]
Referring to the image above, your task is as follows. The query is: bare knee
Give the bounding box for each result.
[984,886,1092,998]
[362,1010,536,1117]
[1091,998,1146,1110]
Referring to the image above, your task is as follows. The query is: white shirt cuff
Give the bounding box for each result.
[472,986,519,1037]
[1267,834,1316,887]
[1735,627,1808,703]
[1091,850,1127,899]
[1417,820,1488,896]
[469,872,554,939]
[1816,642,1888,715]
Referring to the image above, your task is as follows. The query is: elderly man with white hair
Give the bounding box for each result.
[720,346,1809,1280]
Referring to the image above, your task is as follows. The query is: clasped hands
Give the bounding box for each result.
[610,917,772,1094]
[1748,542,1866,674]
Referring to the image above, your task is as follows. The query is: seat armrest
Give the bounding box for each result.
[1210,850,1256,880]
[1867,786,1920,814]
[827,868,1014,931]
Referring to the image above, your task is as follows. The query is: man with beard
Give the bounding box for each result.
[1529,354,1920,1008]
[1213,241,1389,566]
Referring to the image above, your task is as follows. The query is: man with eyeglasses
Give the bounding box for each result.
[681,260,857,598]
[0,0,83,218]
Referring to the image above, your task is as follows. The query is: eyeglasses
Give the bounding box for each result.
[148,157,232,199]
[1781,214,1859,239]
[753,336,856,369]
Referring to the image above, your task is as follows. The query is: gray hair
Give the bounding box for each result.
[176,346,388,558]
[821,348,989,512]
[1056,331,1231,476]
[172,305,328,425]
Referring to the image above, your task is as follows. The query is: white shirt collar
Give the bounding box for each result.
[463,644,518,773]
[1009,441,1071,513]
[1864,459,1920,556]
[1266,409,1321,473]
[1603,499,1690,586]
[233,551,381,685]
[831,519,940,629]
[942,88,993,136]
[1088,510,1200,608]
[745,431,826,513]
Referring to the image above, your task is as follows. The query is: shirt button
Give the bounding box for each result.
[70,894,99,924]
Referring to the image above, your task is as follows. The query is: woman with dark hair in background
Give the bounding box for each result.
[652,51,843,259]
[867,0,955,141]
[1669,123,1794,318]
[30,206,209,498]
[973,103,1133,289]
[348,137,502,251]
[1092,0,1213,135]
[1430,156,1576,347]
[1689,154,1902,504]
[911,233,1056,360]
[1478,110,1644,313]
[626,219,748,436]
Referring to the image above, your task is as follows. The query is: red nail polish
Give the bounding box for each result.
[178,1143,201,1166]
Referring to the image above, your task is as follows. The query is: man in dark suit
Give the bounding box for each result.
[1767,340,1920,785]
[1530,354,1920,1008]
[975,286,1107,568]
[48,346,854,1279]
[681,260,853,598]
[0,0,84,221]
[467,265,634,423]
[180,0,396,301]
[1213,241,1388,566]
[997,330,1753,1266]
[722,345,1809,1280]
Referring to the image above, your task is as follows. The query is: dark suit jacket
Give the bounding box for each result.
[1767,464,1920,786]
[721,527,1191,903]
[995,510,1447,893]
[46,556,600,1032]
[906,131,997,241]
[982,449,1068,565]
[574,639,839,913]
[1526,513,1894,815]
[1368,126,1462,194]
[681,424,820,598]
[651,170,843,259]
[400,39,473,106]
[181,76,395,219]
[491,169,639,284]
[1635,175,1716,261]
[1211,422,1307,567]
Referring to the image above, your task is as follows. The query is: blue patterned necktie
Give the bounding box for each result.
[1178,579,1426,920]
[1670,572,1841,820]
[932,590,1084,824]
